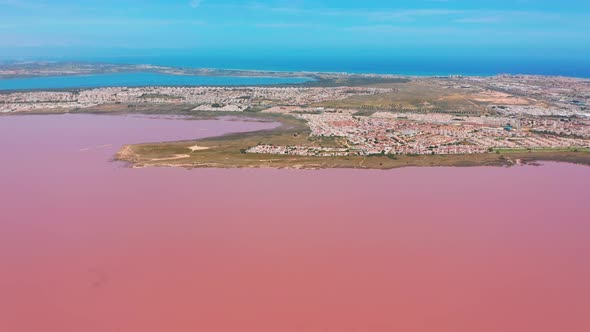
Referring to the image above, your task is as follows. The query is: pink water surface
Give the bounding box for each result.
[1,114,589,332]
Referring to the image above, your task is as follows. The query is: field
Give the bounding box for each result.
[312,77,559,117]
[314,80,496,114]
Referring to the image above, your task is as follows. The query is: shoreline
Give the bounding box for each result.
[113,112,590,170]
[3,58,590,79]
[3,61,590,81]
[2,71,589,170]
[2,110,589,170]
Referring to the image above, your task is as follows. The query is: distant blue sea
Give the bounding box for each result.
[89,55,590,78]
[2,55,589,91]
[0,72,313,91]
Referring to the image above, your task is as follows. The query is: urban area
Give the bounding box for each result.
[2,75,589,157]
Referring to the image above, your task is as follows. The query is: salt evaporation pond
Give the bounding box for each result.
[1,114,589,332]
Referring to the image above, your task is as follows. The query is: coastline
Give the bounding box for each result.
[114,112,590,170]
[2,63,589,170]
[2,108,590,169]
[3,61,590,82]
[4,55,590,78]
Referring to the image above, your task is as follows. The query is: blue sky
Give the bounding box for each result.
[1,0,590,59]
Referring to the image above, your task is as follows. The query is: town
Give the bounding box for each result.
[2,74,590,157]
[0,86,394,113]
[247,111,590,156]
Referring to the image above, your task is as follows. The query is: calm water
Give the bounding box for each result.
[0,72,313,90]
[28,55,590,77]
[1,114,590,332]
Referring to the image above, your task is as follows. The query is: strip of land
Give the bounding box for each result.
[2,62,590,170]
[115,113,590,170]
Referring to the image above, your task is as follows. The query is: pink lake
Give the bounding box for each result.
[1,114,589,332]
